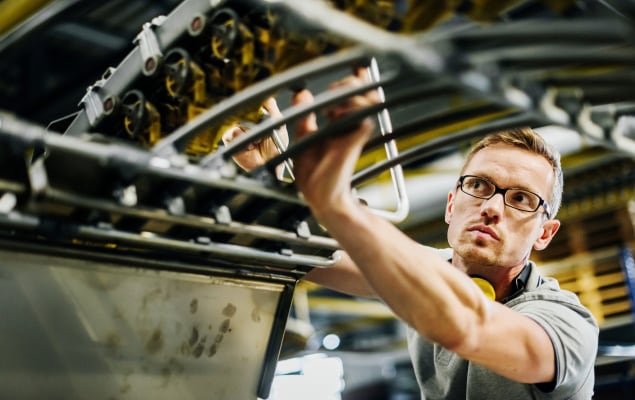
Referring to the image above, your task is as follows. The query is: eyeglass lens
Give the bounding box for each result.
[461,176,541,212]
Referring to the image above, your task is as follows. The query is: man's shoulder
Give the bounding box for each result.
[516,262,582,304]
[510,262,599,327]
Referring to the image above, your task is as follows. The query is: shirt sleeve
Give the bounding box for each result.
[512,293,599,397]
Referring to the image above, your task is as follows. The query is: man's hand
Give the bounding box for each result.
[221,68,379,193]
[221,97,289,178]
[291,68,380,217]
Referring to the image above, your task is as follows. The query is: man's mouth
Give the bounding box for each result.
[468,225,500,241]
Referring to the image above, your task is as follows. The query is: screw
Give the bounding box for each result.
[103,97,114,113]
[145,58,156,74]
[191,16,202,32]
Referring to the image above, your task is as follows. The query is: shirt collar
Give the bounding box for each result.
[501,263,532,302]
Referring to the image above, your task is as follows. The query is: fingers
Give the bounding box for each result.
[221,125,240,145]
[354,65,371,81]
[292,89,318,141]
[326,71,381,121]
[222,125,247,145]
[263,97,283,119]
[262,97,290,148]
[224,96,283,146]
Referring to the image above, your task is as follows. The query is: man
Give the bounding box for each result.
[225,71,598,399]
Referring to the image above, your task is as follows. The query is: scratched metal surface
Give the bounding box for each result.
[0,247,285,400]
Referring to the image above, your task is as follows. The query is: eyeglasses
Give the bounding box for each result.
[458,175,551,218]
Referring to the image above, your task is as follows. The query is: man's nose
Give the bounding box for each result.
[480,193,505,220]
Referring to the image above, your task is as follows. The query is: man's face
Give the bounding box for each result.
[445,143,560,269]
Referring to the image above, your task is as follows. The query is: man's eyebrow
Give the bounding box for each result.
[466,173,537,192]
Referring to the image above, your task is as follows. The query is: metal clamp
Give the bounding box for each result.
[79,88,105,127]
[78,67,117,126]
[134,15,167,76]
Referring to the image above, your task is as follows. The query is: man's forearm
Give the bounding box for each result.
[303,250,376,298]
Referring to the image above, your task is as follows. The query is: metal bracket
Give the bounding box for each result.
[79,88,105,127]
[78,67,117,126]
[114,184,138,207]
[27,157,49,196]
[0,193,17,214]
[134,15,167,76]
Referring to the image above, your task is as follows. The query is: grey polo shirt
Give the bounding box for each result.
[406,251,599,399]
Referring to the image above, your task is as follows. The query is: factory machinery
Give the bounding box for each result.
[1,1,635,399]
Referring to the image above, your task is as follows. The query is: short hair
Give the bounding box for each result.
[461,127,563,218]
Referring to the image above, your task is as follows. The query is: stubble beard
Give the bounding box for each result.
[453,237,503,269]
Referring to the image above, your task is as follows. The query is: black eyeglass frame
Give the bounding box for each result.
[457,175,551,218]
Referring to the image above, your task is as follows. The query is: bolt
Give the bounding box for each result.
[145,57,156,74]
[191,16,202,32]
[103,97,114,113]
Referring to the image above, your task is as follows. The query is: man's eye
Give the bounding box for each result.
[511,192,527,203]
[509,191,536,207]
[469,178,487,190]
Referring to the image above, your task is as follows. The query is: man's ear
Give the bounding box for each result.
[445,191,455,225]
[533,218,561,251]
